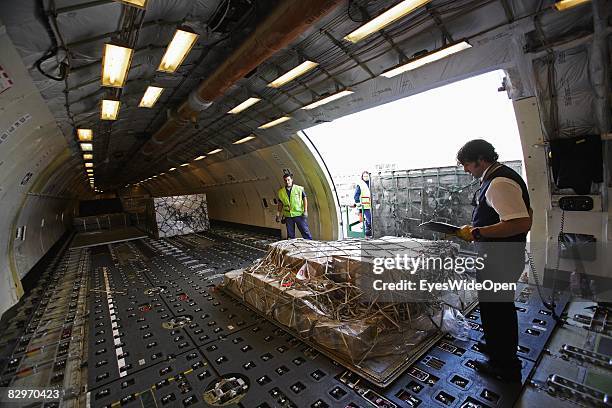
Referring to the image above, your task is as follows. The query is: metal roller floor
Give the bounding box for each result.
[0,227,575,408]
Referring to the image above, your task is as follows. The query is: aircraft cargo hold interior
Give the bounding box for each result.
[0,0,611,407]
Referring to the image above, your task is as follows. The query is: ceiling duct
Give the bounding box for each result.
[137,0,344,160]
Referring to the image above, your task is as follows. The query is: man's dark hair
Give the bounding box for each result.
[456,139,499,164]
[282,172,293,179]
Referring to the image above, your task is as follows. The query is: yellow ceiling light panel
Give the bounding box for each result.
[301,90,353,110]
[233,135,256,144]
[268,61,319,88]
[208,148,222,155]
[194,155,206,161]
[139,86,164,108]
[83,154,93,160]
[344,0,431,43]
[85,162,94,168]
[113,0,148,8]
[101,99,120,120]
[101,43,133,87]
[158,28,199,73]
[180,163,189,167]
[381,41,471,78]
[258,116,291,129]
[228,97,261,114]
[80,143,93,152]
[169,167,176,171]
[554,0,590,10]
[77,128,93,141]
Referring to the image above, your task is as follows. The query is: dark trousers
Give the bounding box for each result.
[476,242,524,369]
[478,300,520,367]
[363,208,372,237]
[285,215,312,239]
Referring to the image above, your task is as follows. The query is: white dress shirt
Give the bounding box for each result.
[480,164,530,221]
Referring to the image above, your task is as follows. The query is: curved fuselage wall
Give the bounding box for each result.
[125,136,339,241]
[0,20,89,317]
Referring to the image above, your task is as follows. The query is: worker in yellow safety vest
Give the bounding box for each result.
[276,172,312,239]
[353,170,373,237]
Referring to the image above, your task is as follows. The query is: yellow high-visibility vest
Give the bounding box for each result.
[278,185,305,217]
[358,180,371,209]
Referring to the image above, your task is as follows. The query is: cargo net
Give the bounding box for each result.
[224,237,477,370]
[153,194,210,238]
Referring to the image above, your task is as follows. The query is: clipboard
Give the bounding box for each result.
[419,221,460,235]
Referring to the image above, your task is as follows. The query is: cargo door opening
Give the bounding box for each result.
[303,70,525,239]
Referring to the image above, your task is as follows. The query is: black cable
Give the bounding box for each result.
[34,0,68,81]
[526,210,563,321]
[35,49,64,81]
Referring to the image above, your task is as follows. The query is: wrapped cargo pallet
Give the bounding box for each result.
[223,237,478,386]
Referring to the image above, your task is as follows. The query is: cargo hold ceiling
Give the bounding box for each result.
[0,0,608,191]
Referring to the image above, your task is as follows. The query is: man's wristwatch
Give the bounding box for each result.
[471,228,482,240]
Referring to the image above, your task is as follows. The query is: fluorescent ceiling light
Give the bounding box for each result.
[84,154,93,160]
[101,99,120,120]
[208,148,222,155]
[344,0,431,43]
[113,0,148,8]
[268,61,319,88]
[301,90,354,110]
[228,97,261,114]
[101,43,133,88]
[77,128,93,141]
[258,116,291,129]
[80,143,93,152]
[158,28,199,73]
[194,155,206,161]
[381,40,471,78]
[180,163,189,167]
[169,167,176,171]
[554,0,590,10]
[233,135,256,144]
[85,162,94,168]
[139,86,164,108]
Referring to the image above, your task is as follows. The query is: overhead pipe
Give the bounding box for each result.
[137,0,344,159]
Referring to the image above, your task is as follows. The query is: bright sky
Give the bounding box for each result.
[304,70,523,176]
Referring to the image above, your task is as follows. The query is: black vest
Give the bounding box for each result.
[472,163,530,242]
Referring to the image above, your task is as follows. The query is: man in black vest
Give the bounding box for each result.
[455,139,532,382]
